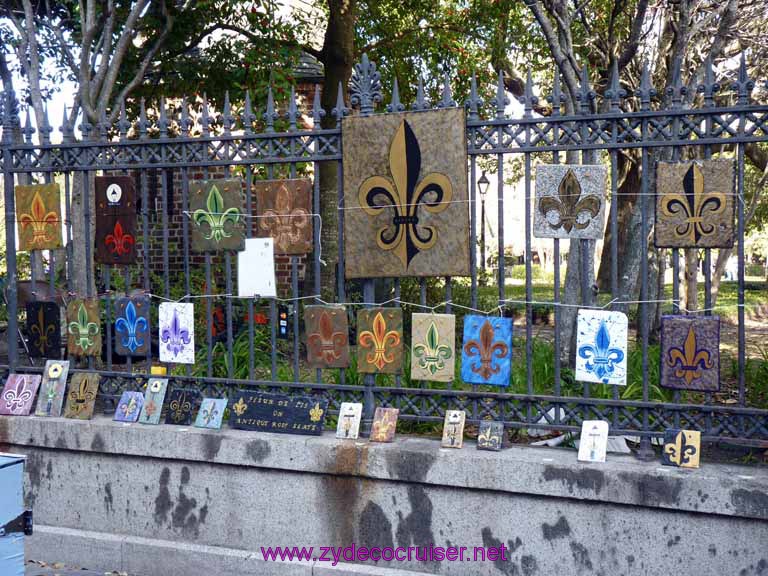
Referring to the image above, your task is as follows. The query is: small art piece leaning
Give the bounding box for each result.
[575,310,628,386]
[255,179,313,255]
[95,176,137,264]
[370,407,399,443]
[477,421,504,451]
[189,179,245,252]
[139,378,169,425]
[534,165,607,239]
[165,389,200,425]
[63,372,100,420]
[342,108,470,278]
[577,421,609,463]
[655,159,735,248]
[662,429,701,469]
[194,398,228,429]
[0,374,42,416]
[15,183,63,251]
[660,315,720,392]
[35,360,70,417]
[114,297,150,357]
[114,391,144,422]
[441,410,466,449]
[336,402,362,439]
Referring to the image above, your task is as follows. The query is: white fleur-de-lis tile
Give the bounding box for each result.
[575,310,628,386]
[158,303,195,365]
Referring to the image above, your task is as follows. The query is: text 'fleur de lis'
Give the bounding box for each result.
[193,184,241,242]
[661,163,726,244]
[20,191,58,246]
[664,431,698,466]
[539,169,601,233]
[4,377,31,411]
[161,309,191,357]
[463,320,509,380]
[116,301,148,354]
[359,119,452,268]
[577,321,625,383]
[105,220,135,256]
[68,302,99,350]
[259,183,310,249]
[413,322,452,375]
[666,326,714,385]
[308,311,347,363]
[31,306,55,349]
[359,312,401,370]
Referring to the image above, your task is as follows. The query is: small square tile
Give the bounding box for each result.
[63,372,100,420]
[577,421,609,463]
[305,305,350,369]
[194,398,228,429]
[25,301,61,358]
[66,299,101,357]
[165,389,200,426]
[0,374,42,416]
[477,421,504,451]
[370,407,399,442]
[411,313,455,382]
[15,183,63,251]
[189,179,246,252]
[441,410,466,448]
[336,402,363,439]
[356,308,403,374]
[660,315,720,392]
[254,179,313,255]
[138,378,169,424]
[114,391,144,422]
[662,429,701,468]
[114,297,150,357]
[461,315,513,386]
[159,303,195,364]
[534,165,606,239]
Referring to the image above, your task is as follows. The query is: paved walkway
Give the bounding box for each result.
[26,566,130,576]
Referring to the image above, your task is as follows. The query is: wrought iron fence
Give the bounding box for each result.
[2,54,768,456]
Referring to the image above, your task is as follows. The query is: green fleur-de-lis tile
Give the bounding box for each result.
[190,179,245,252]
[66,299,101,357]
[410,313,455,382]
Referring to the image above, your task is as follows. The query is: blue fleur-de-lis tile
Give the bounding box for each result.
[575,310,628,385]
[194,398,228,430]
[460,315,513,386]
[114,297,150,357]
[114,391,144,423]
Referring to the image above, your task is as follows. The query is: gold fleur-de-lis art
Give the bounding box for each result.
[539,169,601,234]
[233,397,248,416]
[359,119,452,268]
[358,312,401,370]
[463,320,509,380]
[309,403,324,423]
[19,190,59,248]
[666,326,714,386]
[660,163,727,244]
[478,425,500,450]
[664,431,698,467]
[31,306,55,350]
[68,376,97,415]
[259,183,310,250]
[169,392,192,422]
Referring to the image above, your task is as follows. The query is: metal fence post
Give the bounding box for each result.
[2,88,19,370]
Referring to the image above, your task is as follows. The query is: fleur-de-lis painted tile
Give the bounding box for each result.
[95,176,137,264]
[660,316,720,392]
[114,297,150,357]
[305,305,350,369]
[159,303,195,364]
[342,108,470,278]
[656,160,734,248]
[411,313,455,382]
[370,407,399,443]
[477,421,504,451]
[15,183,63,251]
[441,410,466,449]
[255,179,313,255]
[114,391,144,423]
[194,398,228,430]
[25,301,61,358]
[63,372,100,420]
[575,310,628,386]
[0,374,42,416]
[190,179,245,252]
[66,299,101,356]
[534,165,607,239]
[336,402,363,439]
[356,308,403,374]
[138,378,169,424]
[460,315,513,386]
[165,389,200,425]
[35,360,70,417]
[662,429,701,469]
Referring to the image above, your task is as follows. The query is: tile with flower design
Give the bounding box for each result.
[139,378,169,424]
[477,421,504,451]
[411,313,455,382]
[575,310,628,386]
[159,303,195,364]
[662,429,701,469]
[189,179,245,252]
[63,372,100,420]
[655,160,734,248]
[370,407,399,442]
[356,308,403,374]
[305,305,350,369]
[25,301,61,358]
[15,183,63,251]
[534,165,607,239]
[165,389,200,425]
[0,374,42,416]
[114,297,150,357]
[660,315,720,392]
[95,176,137,264]
[114,391,144,422]
[66,299,101,356]
[35,360,69,417]
[255,179,313,255]
[441,410,465,448]
[194,398,228,430]
[336,402,362,439]
[342,108,470,278]
[460,315,513,386]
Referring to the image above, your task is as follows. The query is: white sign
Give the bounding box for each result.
[577,420,609,463]
[238,237,277,298]
[336,402,363,439]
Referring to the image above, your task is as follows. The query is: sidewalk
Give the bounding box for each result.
[26,564,131,576]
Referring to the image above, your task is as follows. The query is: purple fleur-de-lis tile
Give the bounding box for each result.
[0,374,42,416]
[159,303,195,364]
[114,391,144,423]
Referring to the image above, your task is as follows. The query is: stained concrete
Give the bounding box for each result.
[0,415,766,576]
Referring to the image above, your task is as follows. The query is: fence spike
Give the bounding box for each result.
[264,86,277,132]
[387,77,405,113]
[60,103,74,141]
[311,84,325,129]
[332,81,349,126]
[118,100,130,140]
[413,75,428,111]
[637,61,655,110]
[576,64,595,113]
[39,102,52,144]
[158,97,169,137]
[548,67,564,117]
[439,71,456,108]
[138,98,149,137]
[666,57,687,109]
[287,85,299,130]
[466,73,482,120]
[22,106,34,143]
[522,69,537,117]
[698,56,719,105]
[349,53,382,116]
[180,97,191,136]
[491,70,508,118]
[98,107,109,140]
[605,60,626,109]
[201,94,211,136]
[243,90,255,134]
[732,53,754,104]
[223,91,233,134]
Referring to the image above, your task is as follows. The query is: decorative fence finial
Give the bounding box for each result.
[332,81,349,126]
[350,53,382,116]
[387,77,405,113]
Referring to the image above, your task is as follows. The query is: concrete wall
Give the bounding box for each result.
[0,415,766,576]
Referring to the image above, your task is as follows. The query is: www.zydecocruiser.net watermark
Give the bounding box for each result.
[261,544,512,565]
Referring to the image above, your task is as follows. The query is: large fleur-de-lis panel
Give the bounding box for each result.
[63,372,100,420]
[660,315,720,392]
[114,297,150,357]
[114,390,144,423]
[255,179,313,255]
[194,397,228,430]
[0,374,42,416]
[159,303,195,364]
[35,360,70,417]
[66,299,101,356]
[575,310,628,386]
[534,165,607,239]
[305,305,350,369]
[411,313,455,382]
[461,315,513,386]
[342,108,470,278]
[138,378,169,425]
[95,176,137,264]
[15,183,63,251]
[356,308,403,374]
[190,179,245,252]
[165,389,200,425]
[656,159,735,248]
[25,301,61,358]
[662,429,701,469]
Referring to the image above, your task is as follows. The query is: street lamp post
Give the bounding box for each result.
[477,171,490,280]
